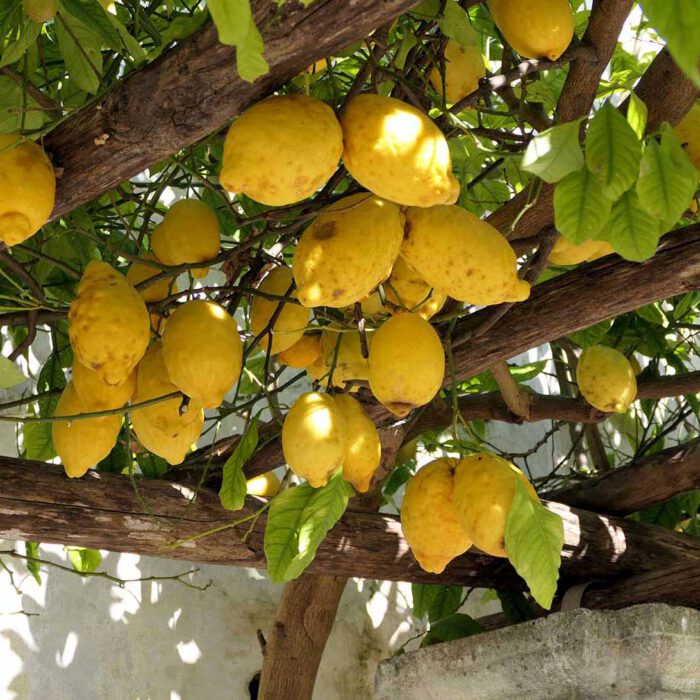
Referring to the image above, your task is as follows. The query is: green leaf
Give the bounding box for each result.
[412,584,463,621]
[66,546,102,573]
[206,0,269,82]
[137,452,168,479]
[0,17,41,69]
[420,613,483,648]
[264,471,352,583]
[23,420,56,461]
[554,166,613,243]
[497,590,536,623]
[640,0,700,87]
[55,9,103,94]
[504,480,564,610]
[59,0,122,51]
[521,120,584,184]
[636,302,666,326]
[219,418,258,511]
[0,356,27,388]
[567,319,612,349]
[585,102,643,199]
[36,355,66,417]
[441,0,477,46]
[24,541,41,585]
[0,76,46,133]
[598,190,662,262]
[97,441,130,473]
[627,92,648,139]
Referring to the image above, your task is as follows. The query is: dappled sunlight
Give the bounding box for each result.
[600,516,628,563]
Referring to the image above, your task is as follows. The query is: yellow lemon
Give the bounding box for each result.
[674,103,700,171]
[549,237,615,266]
[151,199,220,279]
[334,394,381,493]
[368,313,444,417]
[453,452,539,558]
[310,328,371,391]
[277,332,322,368]
[126,253,176,303]
[576,345,637,413]
[402,205,530,306]
[220,94,343,206]
[401,458,473,574]
[161,300,243,409]
[131,343,204,465]
[69,261,150,387]
[383,255,447,319]
[488,0,574,61]
[250,266,309,355]
[247,471,282,498]
[72,358,136,411]
[341,94,460,207]
[23,0,57,22]
[0,134,55,246]
[292,194,404,308]
[430,40,485,104]
[281,392,347,488]
[52,382,122,478]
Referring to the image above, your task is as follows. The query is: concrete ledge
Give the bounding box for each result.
[375,605,700,699]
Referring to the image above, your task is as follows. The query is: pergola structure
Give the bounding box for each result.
[1,1,699,698]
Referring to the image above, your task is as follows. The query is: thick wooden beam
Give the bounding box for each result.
[44,0,421,220]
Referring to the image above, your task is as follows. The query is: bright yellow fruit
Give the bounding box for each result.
[401,458,473,574]
[430,40,485,104]
[576,345,637,413]
[126,253,175,303]
[629,354,642,376]
[674,103,700,171]
[281,392,347,488]
[220,94,343,206]
[72,358,136,411]
[161,300,243,409]
[23,0,57,22]
[549,237,615,266]
[488,0,574,61]
[341,94,460,207]
[247,471,281,498]
[277,333,322,368]
[383,255,447,319]
[250,266,309,354]
[52,382,122,478]
[151,199,220,279]
[0,134,55,246]
[402,205,530,306]
[69,261,150,387]
[309,328,371,391]
[292,194,404,308]
[305,58,328,75]
[368,313,444,417]
[453,452,539,558]
[334,394,381,493]
[131,343,204,465]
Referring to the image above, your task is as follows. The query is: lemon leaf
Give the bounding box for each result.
[521,120,584,184]
[219,418,258,511]
[420,613,483,648]
[441,0,477,46]
[55,8,103,94]
[0,16,41,69]
[626,92,648,139]
[24,541,42,585]
[0,356,27,388]
[66,546,102,573]
[264,471,352,583]
[23,420,56,461]
[504,480,564,610]
[412,583,463,622]
[59,0,122,51]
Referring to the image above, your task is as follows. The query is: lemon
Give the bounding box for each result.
[126,253,176,303]
[401,458,473,574]
[277,333,322,368]
[72,358,136,411]
[292,194,404,308]
[341,94,460,207]
[488,0,574,61]
[131,342,204,465]
[0,134,55,246]
[69,261,150,387]
[402,205,530,306]
[52,382,122,478]
[281,392,347,488]
[161,300,243,409]
[368,313,444,417]
[674,103,700,170]
[334,394,381,493]
[151,199,220,279]
[220,94,343,206]
[247,472,282,498]
[549,237,615,266]
[453,452,539,558]
[576,345,637,413]
[383,255,447,319]
[250,266,309,355]
[430,40,485,104]
[23,0,57,22]
[309,328,371,391]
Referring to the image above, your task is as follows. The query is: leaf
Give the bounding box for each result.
[97,441,131,473]
[420,613,483,648]
[412,583,463,621]
[441,0,477,46]
[219,418,258,510]
[521,120,584,184]
[598,190,662,262]
[640,0,700,87]
[66,546,102,573]
[0,356,27,388]
[627,92,648,139]
[264,471,352,584]
[24,541,41,585]
[23,420,56,461]
[137,452,168,479]
[0,17,41,69]
[206,0,269,82]
[554,166,613,244]
[585,102,643,200]
[55,9,103,94]
[36,355,66,417]
[636,302,666,326]
[567,319,612,349]
[504,480,564,610]
[497,589,536,623]
[59,0,122,51]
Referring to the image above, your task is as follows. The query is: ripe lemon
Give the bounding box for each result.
[674,103,700,170]
[72,358,136,411]
[383,255,447,319]
[308,328,371,391]
[401,458,473,574]
[126,253,176,303]
[247,472,282,498]
[549,237,615,266]
[277,332,322,368]
[576,345,637,413]
[430,40,485,104]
